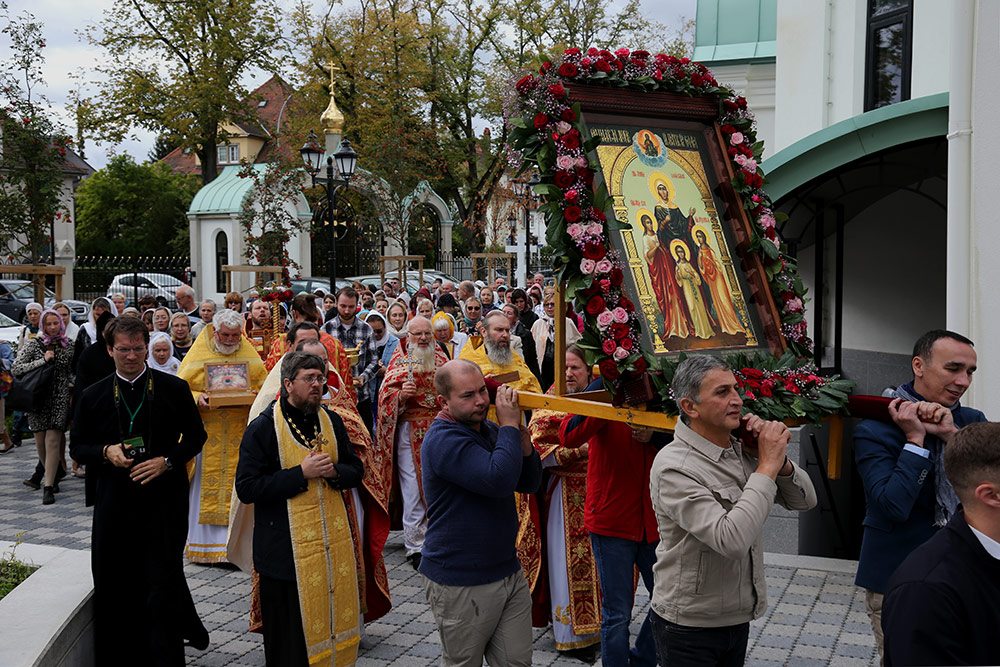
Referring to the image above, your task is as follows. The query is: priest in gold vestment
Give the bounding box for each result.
[516,345,601,660]
[179,309,267,563]
[459,310,542,423]
[234,351,363,666]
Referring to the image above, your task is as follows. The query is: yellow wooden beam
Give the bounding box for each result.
[517,391,678,431]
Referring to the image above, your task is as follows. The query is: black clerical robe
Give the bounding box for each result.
[72,342,117,507]
[70,368,208,666]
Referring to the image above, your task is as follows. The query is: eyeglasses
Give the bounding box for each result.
[113,346,146,355]
[294,375,325,386]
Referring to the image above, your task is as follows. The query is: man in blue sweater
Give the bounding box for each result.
[419,359,543,666]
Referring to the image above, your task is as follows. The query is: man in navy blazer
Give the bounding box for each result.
[853,330,985,662]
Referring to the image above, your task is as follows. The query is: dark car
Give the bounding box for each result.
[0,280,91,324]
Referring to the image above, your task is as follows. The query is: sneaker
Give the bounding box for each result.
[42,486,55,505]
[22,478,40,491]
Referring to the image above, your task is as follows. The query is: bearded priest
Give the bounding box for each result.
[235,351,364,666]
[459,309,542,422]
[178,308,267,563]
[374,316,449,569]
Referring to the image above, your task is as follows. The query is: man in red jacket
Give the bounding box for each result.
[560,377,667,667]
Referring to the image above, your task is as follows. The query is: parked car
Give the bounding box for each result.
[0,281,91,325]
[347,273,425,295]
[0,311,23,346]
[288,277,352,297]
[107,273,184,308]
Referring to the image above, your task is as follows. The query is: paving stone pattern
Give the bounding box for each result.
[1,443,878,666]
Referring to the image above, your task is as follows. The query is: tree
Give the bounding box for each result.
[148,133,180,162]
[0,3,69,264]
[75,155,199,257]
[237,158,310,282]
[80,0,286,185]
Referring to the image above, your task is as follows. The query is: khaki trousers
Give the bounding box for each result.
[423,571,532,667]
[865,589,884,666]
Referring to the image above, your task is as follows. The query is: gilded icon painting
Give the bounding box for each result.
[585,121,772,357]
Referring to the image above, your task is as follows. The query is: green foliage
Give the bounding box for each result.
[0,3,69,263]
[80,0,286,184]
[0,534,36,601]
[237,158,310,282]
[75,155,199,257]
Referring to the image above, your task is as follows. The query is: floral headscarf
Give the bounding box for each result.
[37,308,70,348]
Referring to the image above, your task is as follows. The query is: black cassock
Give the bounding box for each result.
[70,368,208,666]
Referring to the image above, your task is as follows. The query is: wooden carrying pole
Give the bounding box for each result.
[1,264,67,303]
[222,265,283,293]
[379,255,425,289]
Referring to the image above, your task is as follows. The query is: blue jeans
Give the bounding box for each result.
[590,533,658,667]
[650,612,749,667]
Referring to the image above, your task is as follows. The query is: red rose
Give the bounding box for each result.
[558,62,579,78]
[577,167,594,186]
[515,74,535,94]
[602,339,616,355]
[554,170,575,188]
[691,73,704,87]
[721,124,736,135]
[565,47,581,56]
[599,50,614,60]
[586,295,606,315]
[595,59,612,73]
[610,267,624,287]
[610,322,629,341]
[744,390,756,400]
[533,113,549,129]
[564,206,583,223]
[633,49,650,60]
[741,368,763,380]
[737,96,748,109]
[582,243,606,260]
[621,336,633,350]
[760,381,773,398]
[587,47,600,57]
[548,83,566,98]
[591,208,606,222]
[765,226,777,241]
[540,61,552,73]
[652,69,663,81]
[599,359,619,381]
[727,147,737,158]
[633,356,647,373]
[561,133,581,149]
[599,279,610,292]
[564,189,579,203]
[680,57,690,65]
[723,99,738,112]
[619,296,634,312]
[560,108,576,122]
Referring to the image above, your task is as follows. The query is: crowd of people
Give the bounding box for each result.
[5,272,999,667]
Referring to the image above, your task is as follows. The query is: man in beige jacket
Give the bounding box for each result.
[649,355,817,666]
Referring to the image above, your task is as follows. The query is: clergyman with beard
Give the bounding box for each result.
[460,310,542,422]
[375,316,450,568]
[235,352,365,666]
[177,308,268,563]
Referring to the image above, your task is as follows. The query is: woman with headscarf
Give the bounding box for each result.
[141,309,155,332]
[364,310,398,429]
[18,301,43,349]
[12,309,74,505]
[148,331,180,375]
[410,287,433,315]
[109,292,127,315]
[170,311,194,361]
[75,297,117,367]
[531,293,582,390]
[386,300,409,338]
[431,311,468,360]
[52,302,80,343]
[152,306,172,334]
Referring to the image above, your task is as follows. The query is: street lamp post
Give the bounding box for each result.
[514,173,540,287]
[300,130,359,291]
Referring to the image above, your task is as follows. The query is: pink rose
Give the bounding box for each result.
[743,159,757,173]
[565,189,579,202]
[758,214,775,229]
[784,297,803,313]
[734,154,747,167]
[612,307,628,323]
[556,121,572,135]
[580,258,597,274]
[556,155,575,170]
[770,237,781,250]
[730,132,744,145]
[613,347,629,361]
[587,223,603,236]
[567,223,584,239]
[596,310,614,330]
[602,339,617,355]
[596,258,613,274]
[575,156,588,168]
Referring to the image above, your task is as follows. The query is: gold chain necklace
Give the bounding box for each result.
[285,414,327,451]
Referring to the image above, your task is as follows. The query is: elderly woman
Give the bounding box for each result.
[531,293,582,390]
[13,309,74,505]
[170,311,194,361]
[18,301,43,348]
[431,311,468,360]
[190,299,216,339]
[415,298,434,320]
[148,331,180,375]
[223,291,244,313]
[109,292,128,314]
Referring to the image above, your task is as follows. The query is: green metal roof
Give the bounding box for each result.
[188,164,267,215]
[693,0,777,65]
[761,93,949,202]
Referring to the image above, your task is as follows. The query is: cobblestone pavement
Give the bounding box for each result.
[1,442,878,667]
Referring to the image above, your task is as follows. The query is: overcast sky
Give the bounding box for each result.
[10,0,696,170]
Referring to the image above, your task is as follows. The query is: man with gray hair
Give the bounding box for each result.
[175,284,200,324]
[457,280,476,304]
[178,306,268,563]
[648,354,817,666]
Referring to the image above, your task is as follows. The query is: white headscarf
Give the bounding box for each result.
[83,297,119,345]
[147,331,180,375]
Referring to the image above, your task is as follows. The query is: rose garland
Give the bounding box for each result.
[505,47,851,421]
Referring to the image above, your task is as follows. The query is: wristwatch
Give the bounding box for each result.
[163,456,173,471]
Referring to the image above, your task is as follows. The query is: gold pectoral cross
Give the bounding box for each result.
[311,431,328,451]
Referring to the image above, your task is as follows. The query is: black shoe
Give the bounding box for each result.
[23,478,40,491]
[42,486,55,505]
[563,644,600,664]
[55,465,67,483]
[406,553,422,571]
[52,482,60,493]
[184,625,210,651]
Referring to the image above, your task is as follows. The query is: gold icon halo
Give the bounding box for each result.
[635,208,655,231]
[648,172,675,205]
[670,239,690,261]
[691,224,711,245]
[635,130,662,154]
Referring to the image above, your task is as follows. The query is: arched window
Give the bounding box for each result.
[215,231,228,293]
